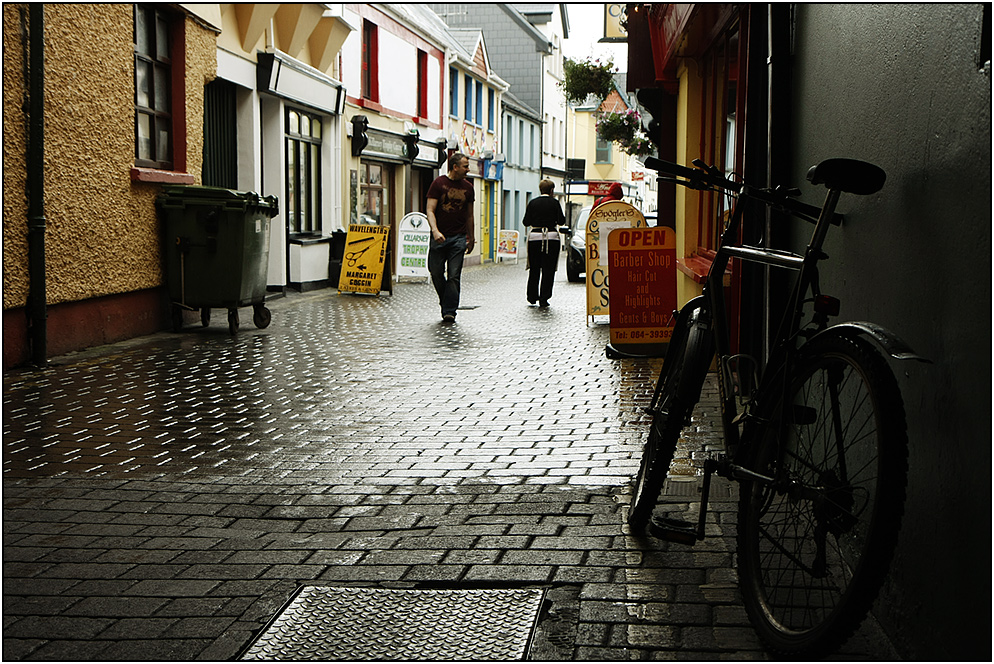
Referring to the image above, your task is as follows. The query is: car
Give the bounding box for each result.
[566,205,591,282]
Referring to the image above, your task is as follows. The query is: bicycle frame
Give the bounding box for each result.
[691,185,838,460]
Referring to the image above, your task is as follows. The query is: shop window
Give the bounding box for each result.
[361,20,379,102]
[134,4,177,169]
[360,162,386,225]
[286,108,322,235]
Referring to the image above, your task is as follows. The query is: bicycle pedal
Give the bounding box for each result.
[647,516,699,545]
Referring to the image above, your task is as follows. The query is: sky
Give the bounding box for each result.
[561,3,629,73]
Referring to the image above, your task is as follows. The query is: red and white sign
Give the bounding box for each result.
[587,181,615,196]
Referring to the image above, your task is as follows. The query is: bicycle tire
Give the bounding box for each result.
[737,332,909,657]
[629,312,711,532]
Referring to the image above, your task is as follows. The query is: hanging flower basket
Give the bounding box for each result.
[596,109,654,156]
[560,56,616,105]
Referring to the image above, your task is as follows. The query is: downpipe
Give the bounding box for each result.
[25,4,47,367]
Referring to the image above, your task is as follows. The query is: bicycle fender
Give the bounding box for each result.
[812,322,931,363]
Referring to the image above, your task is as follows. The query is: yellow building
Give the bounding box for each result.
[3,4,218,366]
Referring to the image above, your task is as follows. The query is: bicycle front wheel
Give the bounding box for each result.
[737,332,908,657]
[629,311,711,532]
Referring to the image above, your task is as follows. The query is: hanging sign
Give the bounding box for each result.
[607,225,677,355]
[397,212,430,278]
[496,230,519,262]
[585,201,646,318]
[338,223,390,294]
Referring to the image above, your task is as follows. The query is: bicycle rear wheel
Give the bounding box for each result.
[629,310,711,532]
[737,332,908,656]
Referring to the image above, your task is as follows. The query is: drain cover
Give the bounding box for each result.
[241,586,545,661]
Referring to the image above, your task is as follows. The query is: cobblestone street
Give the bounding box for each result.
[3,257,899,660]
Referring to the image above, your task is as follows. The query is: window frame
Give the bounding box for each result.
[285,107,323,236]
[449,66,458,118]
[361,19,379,102]
[416,49,428,120]
[133,4,176,170]
[595,135,612,164]
[464,74,473,123]
[475,82,483,128]
[487,88,495,132]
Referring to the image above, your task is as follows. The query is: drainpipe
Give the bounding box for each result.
[26,4,47,367]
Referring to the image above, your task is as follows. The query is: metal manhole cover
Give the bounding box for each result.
[241,586,546,661]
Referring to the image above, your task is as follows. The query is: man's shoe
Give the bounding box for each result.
[539,301,550,308]
[442,314,456,322]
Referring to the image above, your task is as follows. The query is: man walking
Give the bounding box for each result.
[426,153,475,322]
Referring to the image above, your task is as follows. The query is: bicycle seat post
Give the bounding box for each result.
[807,188,842,259]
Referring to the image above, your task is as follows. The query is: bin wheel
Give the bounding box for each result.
[253,305,272,329]
[227,308,239,335]
[200,308,211,327]
[171,305,184,333]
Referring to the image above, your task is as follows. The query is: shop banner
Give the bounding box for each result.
[607,226,677,355]
[585,201,647,318]
[338,223,389,294]
[497,230,519,262]
[397,212,430,278]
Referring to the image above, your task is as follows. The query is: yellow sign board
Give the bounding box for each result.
[604,4,628,42]
[585,201,646,318]
[338,223,389,294]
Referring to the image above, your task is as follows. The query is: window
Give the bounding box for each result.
[361,20,378,102]
[505,116,513,162]
[475,83,483,127]
[595,135,612,164]
[464,74,473,122]
[286,108,322,235]
[449,67,458,118]
[487,89,495,131]
[360,162,385,225]
[529,125,535,168]
[134,4,175,169]
[518,119,524,165]
[417,50,428,120]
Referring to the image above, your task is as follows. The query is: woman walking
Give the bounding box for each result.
[522,180,566,307]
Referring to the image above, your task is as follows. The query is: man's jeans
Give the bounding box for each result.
[428,234,467,317]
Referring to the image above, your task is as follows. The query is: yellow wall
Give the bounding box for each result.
[2,4,216,310]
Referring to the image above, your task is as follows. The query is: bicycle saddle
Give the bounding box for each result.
[806,159,886,195]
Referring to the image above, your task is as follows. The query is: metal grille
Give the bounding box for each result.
[241,586,545,661]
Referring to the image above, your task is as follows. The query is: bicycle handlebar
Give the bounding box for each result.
[644,157,842,226]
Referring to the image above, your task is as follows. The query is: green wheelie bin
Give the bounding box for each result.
[157,186,279,335]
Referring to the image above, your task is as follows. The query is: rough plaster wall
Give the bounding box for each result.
[3,5,30,310]
[2,4,216,310]
[789,5,990,660]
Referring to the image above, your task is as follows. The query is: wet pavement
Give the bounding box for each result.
[3,256,900,660]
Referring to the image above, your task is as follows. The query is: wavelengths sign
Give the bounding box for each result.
[339,224,389,294]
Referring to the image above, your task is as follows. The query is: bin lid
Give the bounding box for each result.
[157,186,278,216]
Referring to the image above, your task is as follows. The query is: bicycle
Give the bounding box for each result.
[619,156,928,657]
